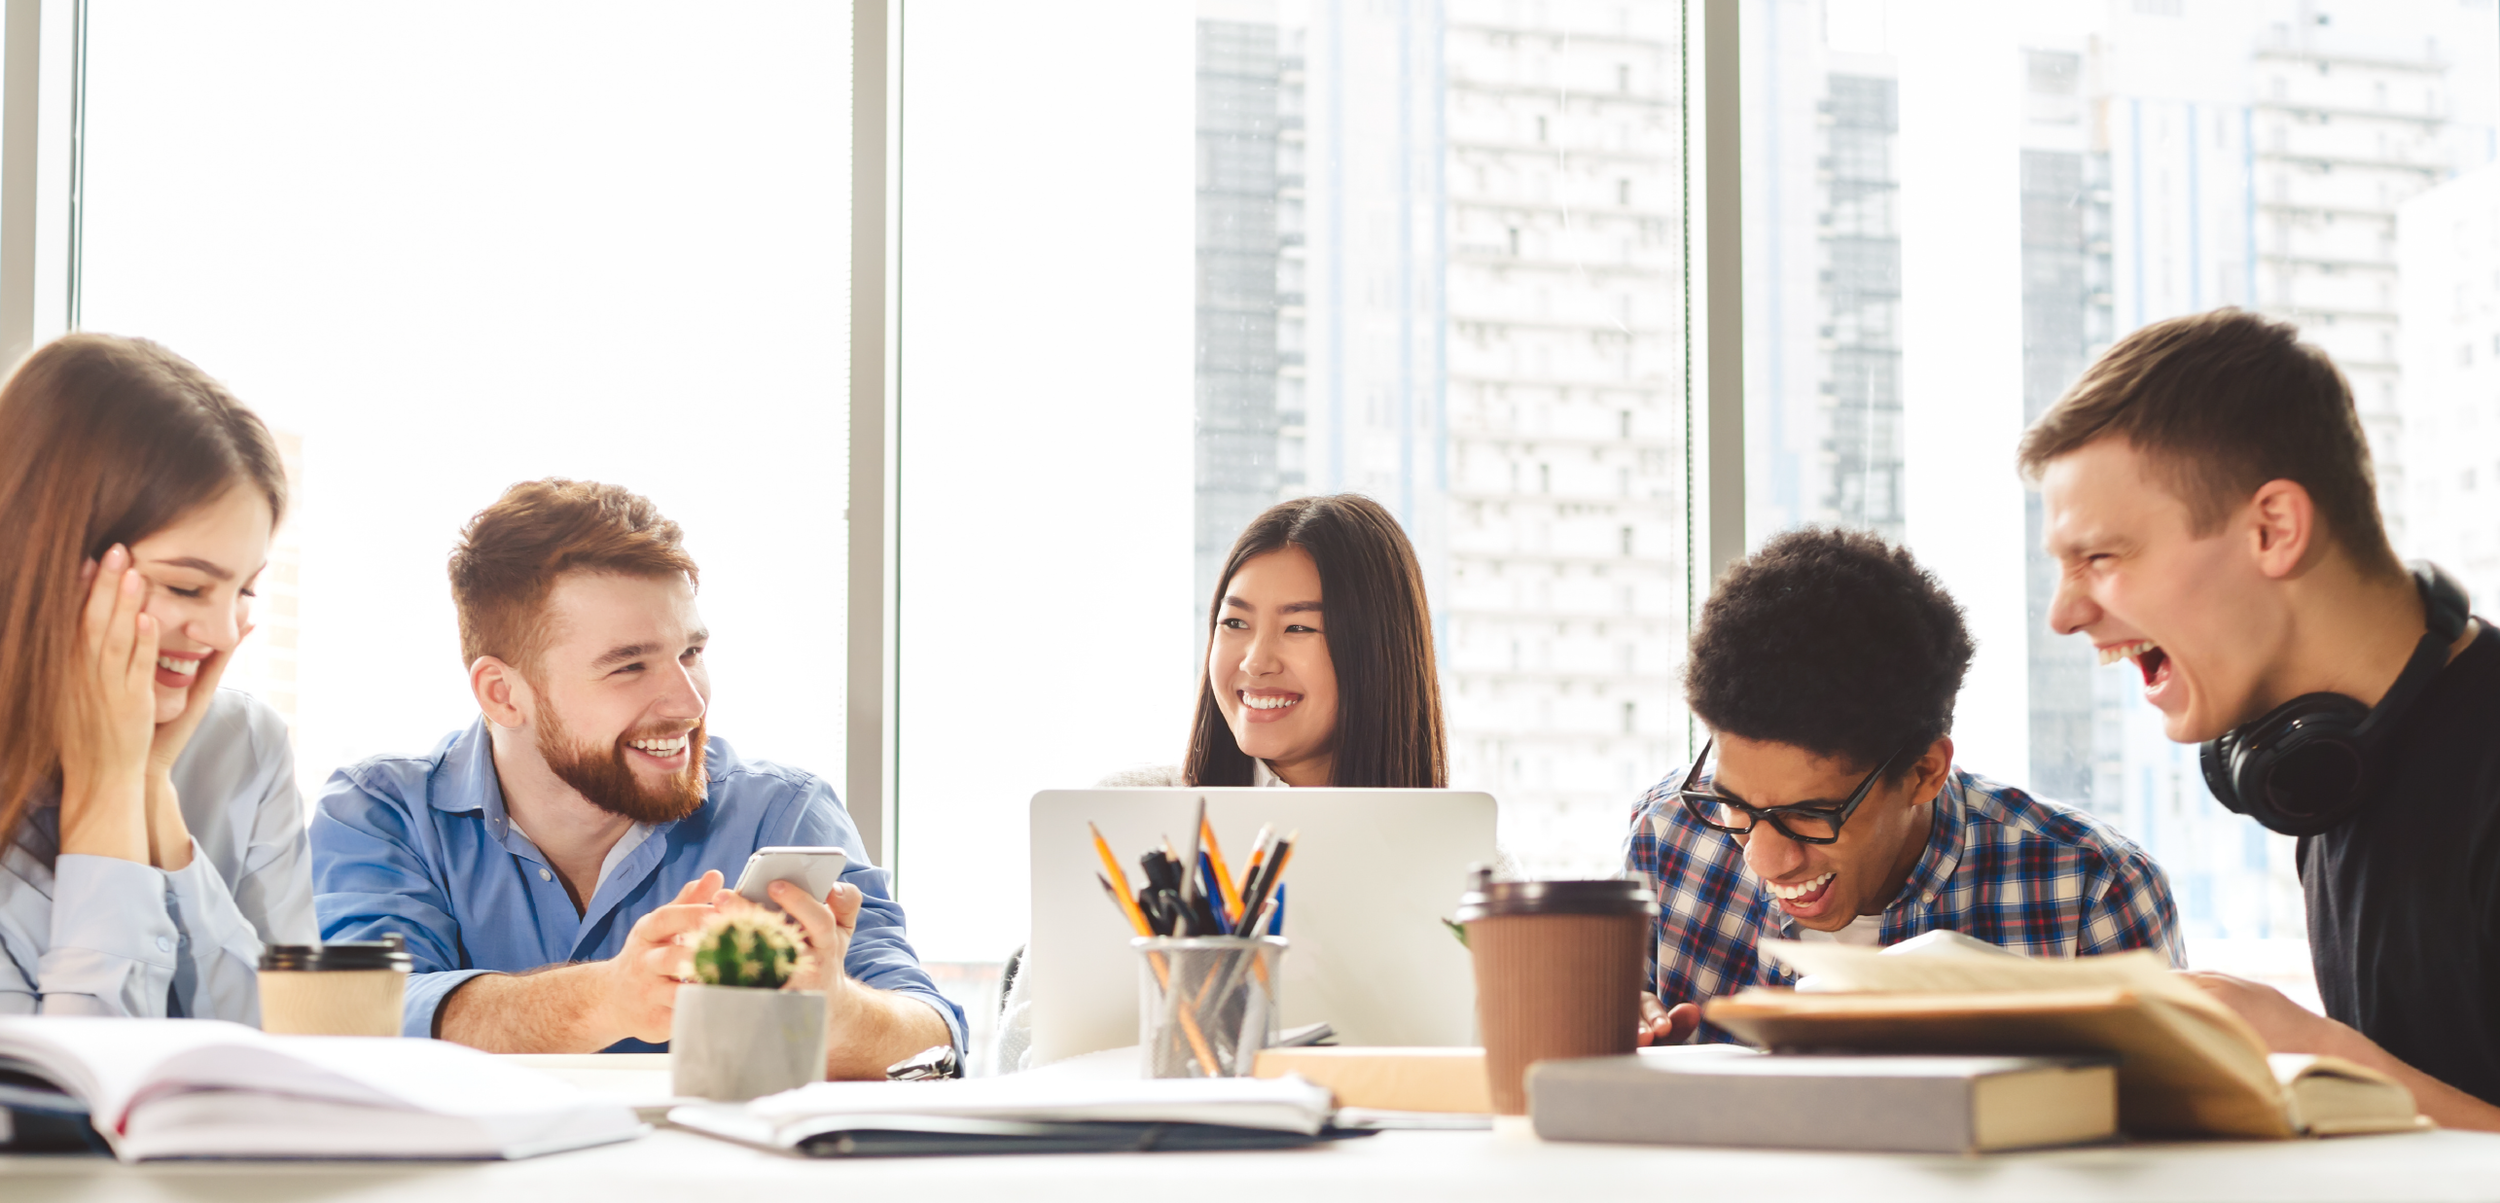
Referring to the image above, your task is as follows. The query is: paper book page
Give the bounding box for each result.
[120,1089,643,1161]
[1763,941,2195,1001]
[144,1036,606,1118]
[0,1017,273,1126]
[1763,942,2271,1067]
[1766,941,2259,1029]
[2268,1054,2422,1135]
[2267,1053,2402,1088]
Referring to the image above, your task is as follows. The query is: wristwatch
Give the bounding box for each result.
[883,1043,961,1081]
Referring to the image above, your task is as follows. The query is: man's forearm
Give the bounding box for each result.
[437,965,618,1053]
[2329,1029,2500,1132]
[825,981,953,1080]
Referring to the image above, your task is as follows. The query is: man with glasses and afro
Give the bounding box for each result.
[1627,527,2184,1045]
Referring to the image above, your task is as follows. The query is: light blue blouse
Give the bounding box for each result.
[0,690,318,1020]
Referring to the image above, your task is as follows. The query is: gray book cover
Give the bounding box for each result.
[1527,1052,2118,1154]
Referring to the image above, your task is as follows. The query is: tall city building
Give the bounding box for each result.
[1742,5,1902,547]
[1818,73,1906,543]
[2017,49,2115,810]
[1436,5,1687,871]
[1745,0,2494,952]
[2250,21,2456,550]
[1192,0,1689,873]
[2399,163,2500,611]
[1196,18,1294,613]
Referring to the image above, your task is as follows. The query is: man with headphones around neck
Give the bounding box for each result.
[2023,308,2500,1133]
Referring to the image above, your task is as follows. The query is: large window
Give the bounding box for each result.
[45,0,2478,1025]
[1742,0,2500,1001]
[892,3,1196,963]
[894,0,1693,964]
[76,3,857,817]
[1193,0,1693,875]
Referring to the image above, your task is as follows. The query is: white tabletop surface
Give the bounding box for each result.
[8,1120,2500,1202]
[11,1051,2499,1201]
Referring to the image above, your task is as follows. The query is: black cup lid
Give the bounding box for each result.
[260,933,411,972]
[1456,869,1657,921]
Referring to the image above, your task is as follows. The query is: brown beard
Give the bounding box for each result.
[536,702,709,825]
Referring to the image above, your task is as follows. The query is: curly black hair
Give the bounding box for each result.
[1684,527,1974,780]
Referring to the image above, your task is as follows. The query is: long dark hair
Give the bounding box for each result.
[0,334,287,846]
[1184,494,1446,788]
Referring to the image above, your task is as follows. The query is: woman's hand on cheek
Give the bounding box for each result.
[150,621,252,778]
[57,547,159,863]
[136,621,246,872]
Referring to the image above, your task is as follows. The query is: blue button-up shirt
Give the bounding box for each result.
[309,719,963,1054]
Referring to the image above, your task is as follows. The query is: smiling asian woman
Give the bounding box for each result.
[992,494,1448,1071]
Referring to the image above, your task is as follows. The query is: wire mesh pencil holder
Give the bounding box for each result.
[1133,936,1286,1079]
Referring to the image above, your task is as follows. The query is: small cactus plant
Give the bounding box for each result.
[692,913,807,989]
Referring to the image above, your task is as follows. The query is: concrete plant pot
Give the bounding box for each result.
[670,985,829,1101]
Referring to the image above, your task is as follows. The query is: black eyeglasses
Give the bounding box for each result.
[1675,737,1911,845]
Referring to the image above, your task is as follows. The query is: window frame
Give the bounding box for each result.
[846,0,1749,887]
[4,0,1748,892]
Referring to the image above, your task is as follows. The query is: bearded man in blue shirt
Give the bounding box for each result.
[311,479,960,1075]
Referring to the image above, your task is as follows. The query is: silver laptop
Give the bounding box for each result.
[1026,787,1498,1066]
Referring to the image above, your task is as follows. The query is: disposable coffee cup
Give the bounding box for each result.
[258,935,412,1036]
[1457,872,1657,1114]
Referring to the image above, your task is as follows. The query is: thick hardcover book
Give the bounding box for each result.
[1706,940,2422,1139]
[1529,1052,2119,1153]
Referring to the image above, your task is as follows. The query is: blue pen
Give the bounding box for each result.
[1267,883,1285,934]
[1199,852,1232,935]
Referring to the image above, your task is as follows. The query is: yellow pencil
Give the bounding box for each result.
[1201,814,1245,925]
[1089,822,1152,937]
[1238,823,1274,913]
[1092,822,1221,1075]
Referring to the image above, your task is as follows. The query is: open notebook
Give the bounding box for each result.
[1702,935,2421,1140]
[0,1018,643,1161]
[670,1074,1347,1157]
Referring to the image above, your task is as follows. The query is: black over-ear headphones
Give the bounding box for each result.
[2200,562,2471,836]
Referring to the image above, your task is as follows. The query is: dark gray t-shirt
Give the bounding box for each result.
[2301,622,2500,1105]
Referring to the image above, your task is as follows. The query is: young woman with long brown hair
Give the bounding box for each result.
[0,334,316,1019]
[992,493,1448,1070]
[1118,492,1447,789]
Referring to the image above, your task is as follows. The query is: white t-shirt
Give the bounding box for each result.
[508,818,654,902]
[1795,914,1884,946]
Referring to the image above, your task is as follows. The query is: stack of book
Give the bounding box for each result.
[1527,934,2422,1153]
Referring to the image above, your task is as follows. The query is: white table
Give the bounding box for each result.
[11,1052,2499,1201]
[9,1121,2500,1202]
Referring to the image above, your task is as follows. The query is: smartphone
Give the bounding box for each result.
[732,846,849,910]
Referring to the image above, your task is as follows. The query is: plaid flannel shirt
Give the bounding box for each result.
[1626,762,2185,1042]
